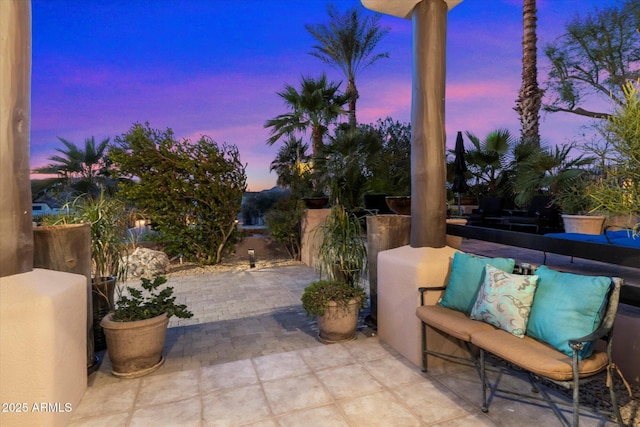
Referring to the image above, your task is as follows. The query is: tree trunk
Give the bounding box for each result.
[410,0,448,248]
[0,0,33,278]
[515,0,542,146]
[347,79,358,128]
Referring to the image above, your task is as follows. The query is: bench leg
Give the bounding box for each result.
[480,349,489,413]
[572,351,580,427]
[607,363,625,427]
[420,321,427,372]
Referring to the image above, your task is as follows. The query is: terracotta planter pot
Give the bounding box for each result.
[561,215,605,235]
[302,197,329,209]
[385,196,411,215]
[316,298,360,343]
[100,312,169,378]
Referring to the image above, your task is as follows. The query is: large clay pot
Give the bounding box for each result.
[385,196,411,215]
[316,298,360,343]
[101,312,169,378]
[561,215,605,235]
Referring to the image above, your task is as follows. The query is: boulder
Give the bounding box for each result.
[123,247,170,279]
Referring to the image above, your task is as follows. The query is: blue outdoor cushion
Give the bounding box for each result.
[439,252,515,314]
[525,265,611,359]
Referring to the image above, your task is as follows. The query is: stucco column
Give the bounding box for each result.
[0,0,33,277]
[410,0,448,248]
[362,0,460,248]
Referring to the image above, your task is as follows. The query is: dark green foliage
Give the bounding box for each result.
[316,205,367,287]
[109,123,247,265]
[112,276,193,322]
[362,117,411,196]
[265,196,305,260]
[301,280,366,317]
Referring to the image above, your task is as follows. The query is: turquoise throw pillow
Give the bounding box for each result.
[439,252,516,314]
[470,264,539,338]
[526,265,611,359]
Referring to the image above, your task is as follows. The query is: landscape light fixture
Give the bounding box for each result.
[248,249,255,268]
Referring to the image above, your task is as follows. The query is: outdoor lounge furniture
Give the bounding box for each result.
[468,197,504,227]
[507,195,561,234]
[545,228,640,249]
[416,254,626,427]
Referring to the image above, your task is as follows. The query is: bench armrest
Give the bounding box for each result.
[568,323,611,351]
[418,286,446,305]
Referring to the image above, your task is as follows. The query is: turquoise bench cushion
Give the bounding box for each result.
[439,252,515,314]
[525,265,611,359]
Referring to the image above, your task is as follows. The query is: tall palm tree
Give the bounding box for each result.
[514,0,543,146]
[32,136,113,198]
[306,4,389,128]
[265,74,350,158]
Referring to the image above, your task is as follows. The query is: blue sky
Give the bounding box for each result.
[31,0,618,190]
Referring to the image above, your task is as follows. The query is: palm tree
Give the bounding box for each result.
[514,0,543,146]
[269,136,313,197]
[306,4,389,128]
[32,136,113,198]
[265,74,350,158]
[464,129,515,198]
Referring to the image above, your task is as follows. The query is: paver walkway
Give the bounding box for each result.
[73,240,637,426]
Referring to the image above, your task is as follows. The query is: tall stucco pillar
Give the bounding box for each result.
[410,0,448,248]
[0,0,33,277]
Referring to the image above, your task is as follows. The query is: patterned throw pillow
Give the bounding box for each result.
[470,264,539,338]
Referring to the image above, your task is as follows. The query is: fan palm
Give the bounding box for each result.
[32,136,114,198]
[306,4,389,127]
[464,129,515,197]
[265,75,350,158]
[269,136,313,197]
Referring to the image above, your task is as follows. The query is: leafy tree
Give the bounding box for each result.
[32,136,115,198]
[588,80,640,225]
[109,123,247,264]
[544,0,640,119]
[265,74,350,158]
[514,0,543,146]
[361,117,411,196]
[306,4,389,127]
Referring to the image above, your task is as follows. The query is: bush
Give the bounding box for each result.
[265,196,305,260]
[109,122,247,264]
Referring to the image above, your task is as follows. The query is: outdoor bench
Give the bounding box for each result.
[415,253,628,426]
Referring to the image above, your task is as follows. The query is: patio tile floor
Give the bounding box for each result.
[70,239,636,426]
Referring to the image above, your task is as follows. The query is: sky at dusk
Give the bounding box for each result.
[30,0,619,191]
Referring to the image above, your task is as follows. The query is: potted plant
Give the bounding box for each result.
[101,276,193,378]
[302,205,367,342]
[552,174,605,234]
[49,191,134,350]
[301,280,366,342]
[512,143,602,233]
